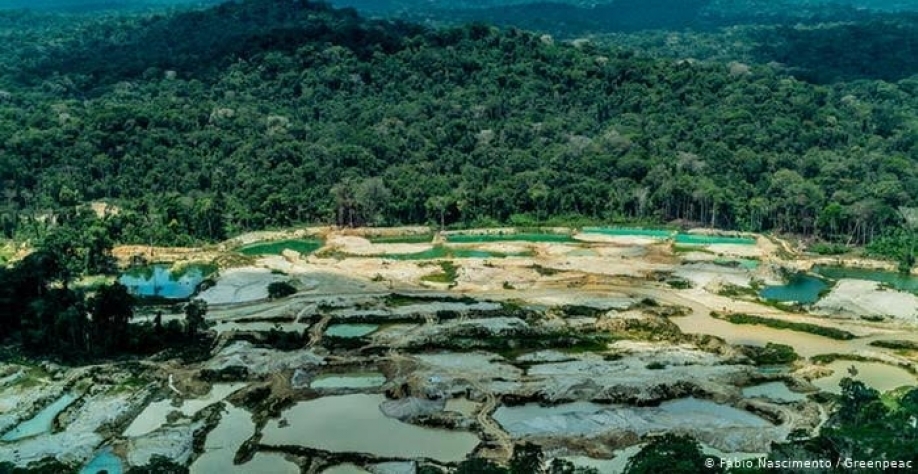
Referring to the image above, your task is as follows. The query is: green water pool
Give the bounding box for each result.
[759,273,828,304]
[813,265,918,293]
[238,239,323,256]
[675,234,756,245]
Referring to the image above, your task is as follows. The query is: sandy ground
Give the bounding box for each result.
[197,267,291,305]
[111,245,221,266]
[815,279,918,322]
[325,235,434,255]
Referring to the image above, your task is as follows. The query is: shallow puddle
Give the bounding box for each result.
[262,394,479,462]
[191,404,298,474]
[310,372,386,389]
[123,383,246,438]
[325,324,379,338]
[1,392,77,441]
[80,447,123,474]
[811,360,916,394]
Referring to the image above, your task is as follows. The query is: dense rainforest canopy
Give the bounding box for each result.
[1,0,918,250]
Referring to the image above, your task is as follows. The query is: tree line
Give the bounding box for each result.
[0,0,917,254]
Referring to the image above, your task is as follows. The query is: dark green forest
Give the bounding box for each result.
[2,0,918,251]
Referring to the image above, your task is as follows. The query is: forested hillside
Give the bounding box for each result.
[1,0,918,248]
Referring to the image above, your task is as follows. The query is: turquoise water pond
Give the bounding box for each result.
[1,393,77,441]
[239,239,322,256]
[813,265,918,293]
[675,234,756,245]
[714,258,760,270]
[580,227,755,245]
[446,233,577,243]
[118,264,213,299]
[581,227,674,238]
[325,324,379,338]
[80,447,123,474]
[759,274,828,304]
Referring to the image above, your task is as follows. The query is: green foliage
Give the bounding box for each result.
[712,312,856,340]
[267,281,297,299]
[184,299,208,338]
[421,261,459,285]
[0,0,917,246]
[454,458,507,474]
[125,455,189,474]
[808,242,850,256]
[624,433,722,474]
[765,380,918,473]
[0,459,76,474]
[739,342,799,366]
[867,229,917,274]
[510,442,544,474]
[88,281,135,355]
[869,339,918,351]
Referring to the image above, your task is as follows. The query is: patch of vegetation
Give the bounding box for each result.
[267,281,297,299]
[739,343,799,365]
[716,284,757,298]
[646,361,666,370]
[367,234,434,244]
[383,292,478,307]
[322,335,371,351]
[558,305,604,318]
[0,459,78,474]
[638,297,659,308]
[810,353,918,376]
[530,264,560,276]
[604,316,685,342]
[199,366,250,382]
[869,340,918,351]
[125,455,189,473]
[420,261,459,285]
[666,278,692,289]
[808,242,850,255]
[672,245,714,255]
[407,326,615,359]
[625,433,722,474]
[711,311,856,340]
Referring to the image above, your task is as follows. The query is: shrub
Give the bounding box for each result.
[267,281,296,299]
